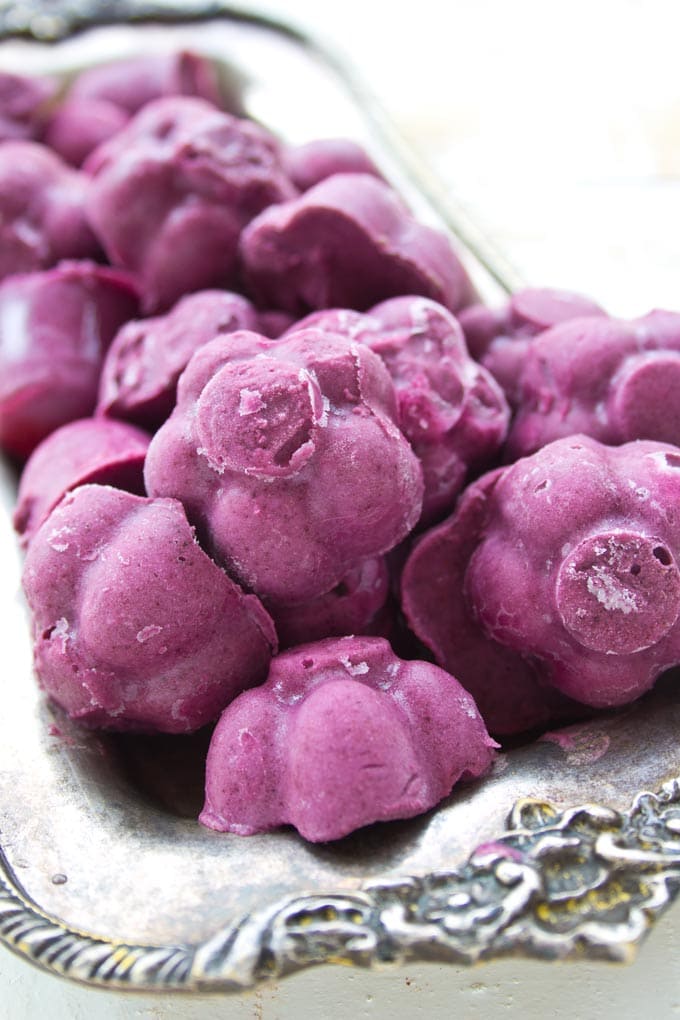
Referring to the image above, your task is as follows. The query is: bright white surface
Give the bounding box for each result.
[3,0,680,1015]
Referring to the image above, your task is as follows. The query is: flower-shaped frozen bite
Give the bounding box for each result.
[97,289,259,430]
[291,297,509,523]
[402,436,680,716]
[0,261,139,460]
[85,96,296,310]
[22,485,277,733]
[200,636,495,842]
[240,173,474,315]
[506,310,680,459]
[144,328,424,603]
[0,141,99,281]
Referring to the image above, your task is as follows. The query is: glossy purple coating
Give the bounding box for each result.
[288,297,509,524]
[22,485,277,733]
[459,287,606,405]
[98,289,259,430]
[283,137,382,191]
[0,141,99,282]
[45,98,129,167]
[265,556,390,649]
[0,71,57,141]
[402,436,680,717]
[13,417,150,547]
[68,50,223,115]
[240,172,475,315]
[0,261,139,460]
[144,327,424,603]
[200,636,496,842]
[85,97,297,311]
[507,310,680,459]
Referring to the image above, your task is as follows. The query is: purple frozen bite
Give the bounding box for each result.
[283,137,383,191]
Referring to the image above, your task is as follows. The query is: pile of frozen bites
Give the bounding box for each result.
[4,51,680,843]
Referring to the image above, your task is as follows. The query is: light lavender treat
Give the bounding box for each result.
[0,261,139,460]
[22,485,277,734]
[13,417,150,547]
[200,636,496,842]
[402,436,680,719]
[283,137,383,191]
[0,141,100,281]
[240,173,475,315]
[289,297,509,524]
[0,71,57,141]
[85,96,297,311]
[265,556,390,649]
[45,98,129,167]
[98,289,259,430]
[506,310,680,459]
[459,287,606,405]
[144,327,424,603]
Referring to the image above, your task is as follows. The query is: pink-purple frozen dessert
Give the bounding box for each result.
[289,297,509,523]
[45,98,129,168]
[22,485,277,733]
[144,327,424,603]
[0,261,139,459]
[0,71,57,142]
[97,289,259,430]
[85,96,297,310]
[13,417,150,547]
[283,137,383,191]
[506,310,680,459]
[200,636,496,842]
[459,287,606,405]
[0,141,99,281]
[402,436,680,724]
[240,172,474,315]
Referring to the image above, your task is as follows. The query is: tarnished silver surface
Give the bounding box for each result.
[1,0,680,993]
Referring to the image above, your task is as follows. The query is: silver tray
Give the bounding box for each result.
[2,1,680,994]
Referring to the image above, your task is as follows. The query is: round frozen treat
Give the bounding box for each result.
[405,436,680,715]
[0,261,139,460]
[265,556,390,649]
[240,173,474,315]
[22,485,277,733]
[401,469,583,737]
[507,310,680,460]
[14,417,150,547]
[0,141,99,281]
[459,287,606,406]
[85,96,297,311]
[200,635,496,842]
[145,327,423,603]
[289,297,509,524]
[283,137,383,191]
[98,289,259,430]
[68,50,224,115]
[0,71,57,142]
[45,98,129,167]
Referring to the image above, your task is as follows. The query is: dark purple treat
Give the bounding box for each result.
[22,485,277,733]
[85,96,297,311]
[459,287,606,405]
[0,261,139,460]
[240,173,475,315]
[507,310,680,459]
[200,636,496,842]
[0,71,57,141]
[68,50,223,115]
[0,142,100,282]
[256,309,295,339]
[98,289,259,430]
[14,417,150,547]
[403,436,680,719]
[45,98,129,167]
[144,327,423,603]
[283,137,383,191]
[265,556,390,649]
[289,297,509,524]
